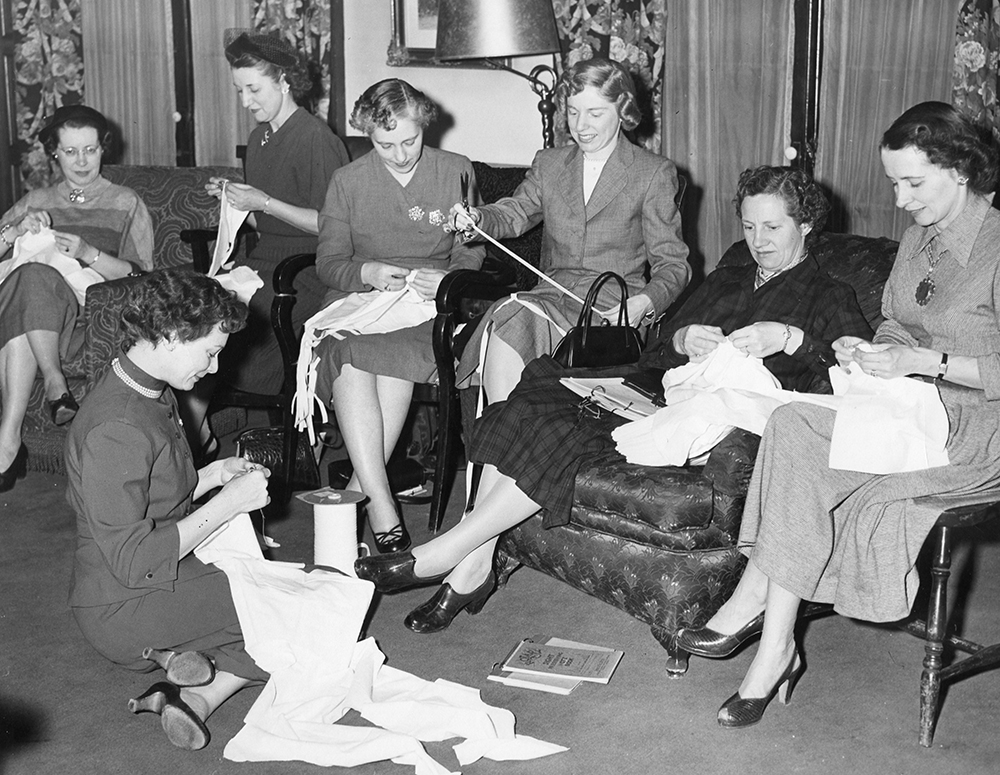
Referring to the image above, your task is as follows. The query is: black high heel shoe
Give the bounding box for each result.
[127,681,210,750]
[354,550,448,593]
[372,520,411,554]
[142,647,215,687]
[404,572,497,634]
[717,650,804,729]
[0,443,28,493]
[48,392,79,426]
[673,612,765,658]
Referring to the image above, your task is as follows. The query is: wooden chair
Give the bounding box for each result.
[899,492,1000,747]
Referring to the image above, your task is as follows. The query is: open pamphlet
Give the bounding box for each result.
[559,377,661,421]
[488,636,624,694]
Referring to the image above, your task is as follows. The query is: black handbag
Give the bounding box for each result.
[552,271,644,368]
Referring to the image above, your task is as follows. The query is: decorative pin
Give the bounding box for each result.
[261,129,270,146]
[408,206,425,221]
[915,277,934,306]
[69,188,85,203]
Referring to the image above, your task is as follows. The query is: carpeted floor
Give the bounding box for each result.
[3,442,1000,775]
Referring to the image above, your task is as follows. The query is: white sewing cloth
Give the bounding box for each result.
[194,516,566,773]
[209,194,250,277]
[0,228,102,304]
[611,340,949,474]
[292,275,437,443]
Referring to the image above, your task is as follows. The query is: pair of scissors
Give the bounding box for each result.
[457,172,475,240]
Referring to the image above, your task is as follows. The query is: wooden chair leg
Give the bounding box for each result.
[428,392,453,533]
[280,411,297,504]
[920,524,951,747]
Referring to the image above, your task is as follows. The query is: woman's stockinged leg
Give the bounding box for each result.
[24,329,69,401]
[331,364,414,532]
[482,336,526,405]
[736,577,800,699]
[0,336,36,468]
[180,671,253,722]
[410,464,540,584]
[702,557,769,634]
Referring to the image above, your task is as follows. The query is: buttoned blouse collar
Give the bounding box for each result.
[913,192,994,269]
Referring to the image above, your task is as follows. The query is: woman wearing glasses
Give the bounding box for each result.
[0,104,153,492]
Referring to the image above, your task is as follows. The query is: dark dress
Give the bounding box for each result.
[219,107,349,394]
[471,253,874,527]
[66,353,266,681]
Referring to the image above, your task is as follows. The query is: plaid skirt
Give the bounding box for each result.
[470,356,638,527]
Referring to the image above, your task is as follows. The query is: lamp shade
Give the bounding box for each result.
[435,0,561,60]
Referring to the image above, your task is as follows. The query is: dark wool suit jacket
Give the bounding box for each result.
[476,136,691,316]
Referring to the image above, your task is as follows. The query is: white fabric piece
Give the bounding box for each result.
[611,340,949,473]
[194,516,566,773]
[292,274,436,444]
[0,228,102,304]
[209,193,250,277]
[214,264,264,306]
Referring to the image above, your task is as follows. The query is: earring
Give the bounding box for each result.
[959,176,968,185]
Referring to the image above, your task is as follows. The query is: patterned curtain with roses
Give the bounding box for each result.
[13,0,85,191]
[252,0,331,120]
[551,0,666,151]
[953,0,1000,139]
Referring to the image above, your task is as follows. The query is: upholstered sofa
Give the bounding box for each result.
[5,164,241,473]
[489,231,901,674]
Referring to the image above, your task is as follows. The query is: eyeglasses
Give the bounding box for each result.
[57,145,101,159]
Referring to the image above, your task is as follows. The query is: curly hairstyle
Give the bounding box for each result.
[880,101,999,195]
[120,269,247,350]
[39,104,113,157]
[734,166,830,249]
[224,31,313,100]
[554,57,642,132]
[349,79,439,135]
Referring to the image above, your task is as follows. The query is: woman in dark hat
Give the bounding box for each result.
[193,31,349,453]
[0,104,153,492]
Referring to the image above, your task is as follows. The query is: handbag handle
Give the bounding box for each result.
[576,271,630,350]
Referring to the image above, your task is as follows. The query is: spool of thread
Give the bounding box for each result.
[297,488,367,575]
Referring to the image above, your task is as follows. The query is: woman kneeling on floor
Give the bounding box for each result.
[355,165,873,634]
[66,269,270,750]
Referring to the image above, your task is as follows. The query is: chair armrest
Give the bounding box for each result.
[272,252,318,395]
[700,427,762,540]
[435,264,517,315]
[181,224,256,274]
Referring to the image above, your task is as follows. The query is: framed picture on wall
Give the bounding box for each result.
[387,0,503,68]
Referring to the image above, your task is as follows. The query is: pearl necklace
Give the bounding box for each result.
[112,358,162,399]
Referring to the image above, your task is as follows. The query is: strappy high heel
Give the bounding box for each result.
[142,647,215,687]
[717,650,804,728]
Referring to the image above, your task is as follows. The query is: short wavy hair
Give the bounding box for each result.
[349,79,439,135]
[880,101,999,195]
[121,269,247,350]
[734,166,830,249]
[224,31,313,100]
[555,57,642,132]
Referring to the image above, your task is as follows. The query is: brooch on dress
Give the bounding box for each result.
[428,209,446,226]
[69,188,85,203]
[408,206,425,221]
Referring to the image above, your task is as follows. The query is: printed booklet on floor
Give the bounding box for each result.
[491,636,624,689]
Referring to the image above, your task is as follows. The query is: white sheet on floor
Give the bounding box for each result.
[611,340,949,473]
[194,515,566,774]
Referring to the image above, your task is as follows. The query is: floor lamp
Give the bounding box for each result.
[434,0,562,149]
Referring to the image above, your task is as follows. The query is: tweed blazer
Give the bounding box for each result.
[476,136,690,315]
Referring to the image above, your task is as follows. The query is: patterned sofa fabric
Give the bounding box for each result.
[102,165,243,270]
[498,232,900,669]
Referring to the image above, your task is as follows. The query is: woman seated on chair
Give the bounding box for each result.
[669,103,1000,729]
[66,269,270,750]
[0,105,153,493]
[312,79,485,553]
[355,165,874,635]
[450,56,691,406]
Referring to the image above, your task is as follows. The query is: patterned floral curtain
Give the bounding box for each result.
[550,0,666,151]
[953,0,1000,139]
[12,0,84,191]
[252,0,331,120]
